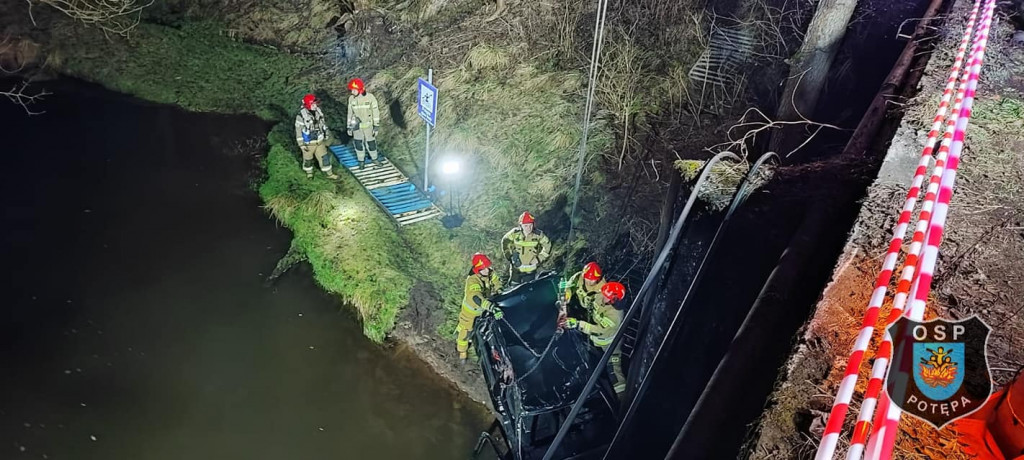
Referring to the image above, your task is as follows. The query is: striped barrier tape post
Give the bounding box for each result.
[866,1,997,458]
[844,5,992,456]
[812,2,983,458]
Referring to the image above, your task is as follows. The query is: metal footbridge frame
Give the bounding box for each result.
[329,144,443,226]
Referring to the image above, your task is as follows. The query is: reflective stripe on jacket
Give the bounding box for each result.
[294,106,329,142]
[463,272,503,314]
[347,93,380,130]
[566,271,606,312]
[578,300,622,348]
[501,228,551,271]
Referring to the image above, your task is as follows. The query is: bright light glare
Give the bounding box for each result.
[441,159,461,176]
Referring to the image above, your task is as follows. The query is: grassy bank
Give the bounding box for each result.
[49,17,611,343]
[53,21,314,118]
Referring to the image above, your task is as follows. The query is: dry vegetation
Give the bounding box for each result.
[28,0,152,37]
[749,0,1024,457]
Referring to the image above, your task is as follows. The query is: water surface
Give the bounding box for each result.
[0,79,487,459]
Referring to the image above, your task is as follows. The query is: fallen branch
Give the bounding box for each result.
[2,81,50,114]
[706,107,841,158]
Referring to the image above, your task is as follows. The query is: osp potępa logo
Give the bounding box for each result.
[885,316,992,429]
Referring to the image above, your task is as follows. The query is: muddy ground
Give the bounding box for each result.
[750,1,1024,458]
[393,281,492,407]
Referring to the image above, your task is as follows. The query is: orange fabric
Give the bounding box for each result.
[954,417,1006,460]
[991,377,1024,459]
[951,383,1024,460]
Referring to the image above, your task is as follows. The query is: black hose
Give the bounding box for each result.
[540,152,741,460]
[605,152,779,456]
[665,191,826,458]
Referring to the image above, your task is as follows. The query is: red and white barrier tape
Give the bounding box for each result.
[813,1,983,458]
[846,3,995,456]
[865,1,997,458]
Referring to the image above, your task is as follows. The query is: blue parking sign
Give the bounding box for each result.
[417,78,438,126]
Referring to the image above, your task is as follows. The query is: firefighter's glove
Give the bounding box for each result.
[492,308,504,320]
[373,125,379,136]
[558,279,571,290]
[565,318,578,329]
[510,251,522,268]
[347,129,353,137]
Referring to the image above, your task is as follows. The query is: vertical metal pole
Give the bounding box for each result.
[541,152,740,460]
[566,0,609,246]
[424,68,433,191]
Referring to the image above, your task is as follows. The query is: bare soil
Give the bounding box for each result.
[393,280,492,407]
[749,1,1024,458]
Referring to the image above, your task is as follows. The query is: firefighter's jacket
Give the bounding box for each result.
[501,228,551,273]
[566,271,606,312]
[294,106,330,143]
[347,92,381,131]
[577,299,622,348]
[463,271,503,315]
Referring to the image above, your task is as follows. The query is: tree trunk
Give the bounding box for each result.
[652,165,681,260]
[770,0,860,154]
[628,150,681,387]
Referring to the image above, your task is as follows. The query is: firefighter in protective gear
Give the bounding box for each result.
[346,78,382,169]
[295,94,338,179]
[566,281,627,393]
[565,262,606,311]
[456,253,504,360]
[501,211,551,285]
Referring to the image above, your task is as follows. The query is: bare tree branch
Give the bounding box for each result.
[28,0,154,38]
[2,81,50,115]
[706,107,842,158]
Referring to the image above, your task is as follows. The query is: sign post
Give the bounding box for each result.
[417,70,438,191]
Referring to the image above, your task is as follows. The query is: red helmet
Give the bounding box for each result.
[582,262,602,282]
[348,78,365,92]
[601,281,625,303]
[519,212,535,224]
[302,93,317,110]
[471,253,492,274]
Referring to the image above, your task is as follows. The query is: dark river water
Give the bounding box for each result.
[0,79,487,459]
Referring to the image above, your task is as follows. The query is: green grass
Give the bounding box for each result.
[49,19,613,344]
[374,59,612,235]
[51,21,315,117]
[260,135,414,342]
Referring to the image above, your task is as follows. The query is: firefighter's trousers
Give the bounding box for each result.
[352,127,379,163]
[601,346,626,393]
[300,140,333,173]
[508,265,540,286]
[456,305,484,358]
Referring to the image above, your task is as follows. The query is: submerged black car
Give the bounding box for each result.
[472,272,619,460]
